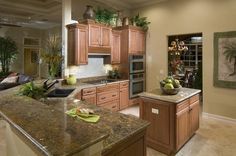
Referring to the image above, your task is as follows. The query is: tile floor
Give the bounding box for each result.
[0,106,236,156]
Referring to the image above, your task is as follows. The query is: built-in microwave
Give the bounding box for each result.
[129,55,145,74]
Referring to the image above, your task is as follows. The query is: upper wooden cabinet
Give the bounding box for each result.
[89,24,100,47]
[67,24,88,65]
[111,30,121,64]
[115,25,146,55]
[87,23,112,53]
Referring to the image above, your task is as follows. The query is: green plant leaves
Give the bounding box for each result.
[0,36,18,73]
[18,81,45,100]
[130,14,151,31]
[94,7,116,26]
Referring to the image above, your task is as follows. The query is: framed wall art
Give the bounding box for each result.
[214,31,236,88]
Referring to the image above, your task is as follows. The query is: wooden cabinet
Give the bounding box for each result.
[117,26,146,55]
[101,26,111,47]
[102,130,147,156]
[140,98,174,155]
[81,87,97,105]
[82,94,96,104]
[189,100,200,136]
[89,24,100,47]
[81,82,129,111]
[176,106,190,149]
[140,94,200,155]
[119,81,129,110]
[88,23,111,53]
[67,24,88,65]
[96,83,119,111]
[111,30,121,64]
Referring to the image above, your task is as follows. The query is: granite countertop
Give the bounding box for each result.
[139,87,201,103]
[0,80,149,156]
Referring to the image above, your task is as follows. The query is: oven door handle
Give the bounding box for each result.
[130,79,145,83]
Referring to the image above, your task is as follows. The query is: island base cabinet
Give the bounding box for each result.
[102,130,147,156]
[140,94,200,155]
[140,98,175,155]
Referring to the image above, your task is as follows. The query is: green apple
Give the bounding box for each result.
[160,80,166,87]
[66,75,77,85]
[165,78,173,84]
[173,79,180,88]
[164,83,174,89]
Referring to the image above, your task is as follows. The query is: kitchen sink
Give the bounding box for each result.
[47,88,75,98]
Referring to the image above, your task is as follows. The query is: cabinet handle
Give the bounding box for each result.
[112,106,116,108]
[112,94,116,97]
[189,108,193,111]
[101,97,106,100]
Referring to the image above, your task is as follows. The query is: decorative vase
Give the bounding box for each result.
[66,75,77,85]
[83,5,95,20]
[122,17,129,26]
[116,11,122,27]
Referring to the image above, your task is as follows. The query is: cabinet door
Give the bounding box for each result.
[89,25,101,47]
[67,28,76,65]
[189,100,199,136]
[111,32,121,64]
[142,99,170,146]
[129,29,138,54]
[82,94,96,105]
[101,26,111,47]
[176,107,190,150]
[77,27,88,64]
[67,26,88,65]
[119,87,129,110]
[138,31,146,54]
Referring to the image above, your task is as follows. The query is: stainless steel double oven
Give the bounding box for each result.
[129,55,146,98]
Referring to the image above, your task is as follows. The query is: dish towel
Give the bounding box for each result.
[66,108,100,123]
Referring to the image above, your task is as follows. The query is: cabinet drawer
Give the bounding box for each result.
[97,91,119,105]
[190,94,199,104]
[129,98,141,106]
[82,94,96,105]
[99,100,119,112]
[97,83,119,93]
[176,99,189,113]
[120,81,129,89]
[82,87,96,96]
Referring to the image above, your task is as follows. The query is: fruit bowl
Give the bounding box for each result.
[160,76,182,95]
[160,84,181,95]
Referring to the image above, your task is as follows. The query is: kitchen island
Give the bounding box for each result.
[0,85,149,156]
[139,88,201,155]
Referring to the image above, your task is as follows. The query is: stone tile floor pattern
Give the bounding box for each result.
[0,105,235,156]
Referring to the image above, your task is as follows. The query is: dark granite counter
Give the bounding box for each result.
[0,83,149,156]
[139,87,201,103]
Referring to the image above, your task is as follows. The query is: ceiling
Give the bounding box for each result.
[0,0,165,29]
[94,0,167,10]
[0,0,62,29]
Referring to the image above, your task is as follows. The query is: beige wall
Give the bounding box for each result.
[133,0,236,119]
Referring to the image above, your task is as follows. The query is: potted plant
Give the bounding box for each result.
[41,34,63,79]
[130,14,151,31]
[18,81,45,100]
[94,7,116,26]
[0,36,18,78]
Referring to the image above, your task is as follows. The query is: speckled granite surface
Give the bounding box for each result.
[0,80,149,156]
[139,87,201,103]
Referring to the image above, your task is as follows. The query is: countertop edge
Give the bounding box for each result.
[139,89,201,104]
